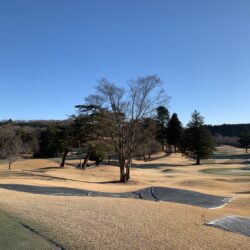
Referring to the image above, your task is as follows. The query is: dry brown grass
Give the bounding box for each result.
[0,146,249,249]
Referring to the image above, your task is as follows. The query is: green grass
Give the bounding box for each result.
[0,212,57,250]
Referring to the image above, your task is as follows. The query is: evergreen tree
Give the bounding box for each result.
[74,105,114,169]
[239,129,250,153]
[167,113,183,152]
[156,106,169,150]
[36,123,61,157]
[181,110,215,165]
[34,122,73,161]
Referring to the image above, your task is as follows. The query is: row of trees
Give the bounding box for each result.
[35,75,215,182]
[1,75,248,181]
[239,130,250,153]
[206,123,250,137]
[155,106,183,152]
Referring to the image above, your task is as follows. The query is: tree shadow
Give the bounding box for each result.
[0,184,92,196]
[13,171,74,181]
[88,180,122,184]
[235,191,250,194]
[211,154,250,160]
[215,178,250,183]
[0,183,133,196]
[31,166,64,172]
[201,160,250,166]
[134,163,190,169]
[7,170,121,185]
[146,153,172,162]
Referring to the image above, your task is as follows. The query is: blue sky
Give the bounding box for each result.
[0,0,249,125]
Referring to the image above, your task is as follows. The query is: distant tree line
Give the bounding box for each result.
[1,75,248,182]
[206,123,250,149]
[0,119,71,129]
[239,129,250,153]
[206,123,250,137]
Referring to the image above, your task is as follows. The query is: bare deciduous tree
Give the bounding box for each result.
[84,75,169,182]
[0,132,28,170]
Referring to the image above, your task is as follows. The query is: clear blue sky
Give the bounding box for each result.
[0,0,249,125]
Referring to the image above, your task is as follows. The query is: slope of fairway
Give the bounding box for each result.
[0,192,249,250]
[0,212,58,250]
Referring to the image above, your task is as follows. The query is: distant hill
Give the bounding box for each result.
[206,123,250,137]
[1,119,249,138]
[0,119,71,129]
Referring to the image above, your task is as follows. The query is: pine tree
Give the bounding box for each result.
[181,110,215,165]
[167,113,183,152]
[239,129,250,153]
[156,106,169,150]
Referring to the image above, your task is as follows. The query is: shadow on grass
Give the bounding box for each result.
[146,153,171,162]
[235,191,250,194]
[32,166,64,173]
[211,153,250,160]
[134,163,190,169]
[0,170,122,185]
[0,184,92,196]
[215,178,250,183]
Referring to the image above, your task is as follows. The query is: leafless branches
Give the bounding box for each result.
[85,75,169,182]
[0,130,29,170]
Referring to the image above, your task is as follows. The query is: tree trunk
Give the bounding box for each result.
[161,124,165,151]
[246,147,248,153]
[8,162,11,170]
[60,148,69,167]
[125,159,131,181]
[174,145,177,153]
[126,166,130,181]
[120,166,126,182]
[119,157,127,182]
[82,153,90,170]
[196,154,201,165]
[143,155,147,162]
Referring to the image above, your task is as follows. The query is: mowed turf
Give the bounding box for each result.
[0,212,57,250]
[0,146,249,249]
